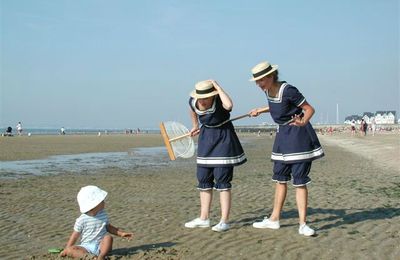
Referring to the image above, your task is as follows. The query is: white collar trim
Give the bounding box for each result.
[266,83,288,103]
[192,98,216,115]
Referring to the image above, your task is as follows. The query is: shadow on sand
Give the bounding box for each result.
[309,207,400,230]
[110,241,177,258]
[232,207,400,230]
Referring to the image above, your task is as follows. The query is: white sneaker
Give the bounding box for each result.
[184,218,210,228]
[298,223,315,236]
[212,222,229,232]
[253,217,280,229]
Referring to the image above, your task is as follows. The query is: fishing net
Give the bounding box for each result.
[160,121,195,160]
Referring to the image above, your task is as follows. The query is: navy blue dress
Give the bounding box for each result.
[189,96,247,167]
[266,83,324,164]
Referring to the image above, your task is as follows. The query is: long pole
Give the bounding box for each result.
[336,103,339,124]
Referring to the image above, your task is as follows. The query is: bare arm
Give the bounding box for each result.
[290,102,315,127]
[59,231,80,256]
[65,231,80,247]
[249,106,270,117]
[106,224,134,240]
[211,80,233,111]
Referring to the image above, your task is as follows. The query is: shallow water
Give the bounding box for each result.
[0,146,180,179]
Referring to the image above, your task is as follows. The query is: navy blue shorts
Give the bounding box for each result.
[197,166,234,191]
[272,161,312,186]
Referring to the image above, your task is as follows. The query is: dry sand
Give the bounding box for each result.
[0,132,399,259]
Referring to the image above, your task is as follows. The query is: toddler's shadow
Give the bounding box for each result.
[110,241,177,257]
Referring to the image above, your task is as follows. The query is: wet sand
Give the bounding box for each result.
[0,133,399,259]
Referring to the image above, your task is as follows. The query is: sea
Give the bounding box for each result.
[0,127,192,179]
[0,127,160,136]
[0,146,190,180]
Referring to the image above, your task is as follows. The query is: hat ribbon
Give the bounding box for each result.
[196,87,216,95]
[253,65,273,78]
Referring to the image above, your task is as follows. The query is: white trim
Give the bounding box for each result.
[197,187,213,191]
[271,147,324,161]
[214,187,231,191]
[197,187,232,191]
[197,153,246,165]
[272,179,290,184]
[292,181,311,187]
[191,98,216,115]
[266,83,288,103]
[297,98,306,107]
[272,180,312,186]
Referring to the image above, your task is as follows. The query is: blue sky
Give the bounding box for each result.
[1,0,399,129]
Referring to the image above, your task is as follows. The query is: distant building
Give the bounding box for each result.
[345,111,397,125]
[374,111,396,124]
[344,115,362,124]
[362,112,375,124]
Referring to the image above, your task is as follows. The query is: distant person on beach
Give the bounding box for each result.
[350,120,356,135]
[371,118,377,136]
[361,119,368,136]
[328,126,333,135]
[3,126,13,136]
[16,122,22,135]
[60,185,133,259]
[185,80,247,232]
[60,127,66,135]
[248,60,324,236]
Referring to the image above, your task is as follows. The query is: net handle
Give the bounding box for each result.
[169,132,191,142]
[229,107,270,123]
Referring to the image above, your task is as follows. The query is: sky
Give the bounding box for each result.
[1,0,399,129]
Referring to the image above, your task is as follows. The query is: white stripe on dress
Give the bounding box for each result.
[197,153,246,165]
[271,147,324,161]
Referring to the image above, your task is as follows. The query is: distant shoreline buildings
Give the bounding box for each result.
[344,111,397,125]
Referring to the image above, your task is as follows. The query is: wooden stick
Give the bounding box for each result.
[230,107,270,122]
[169,132,191,142]
[159,122,176,160]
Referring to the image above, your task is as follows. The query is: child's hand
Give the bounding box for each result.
[59,249,67,257]
[210,80,221,91]
[190,127,200,137]
[249,108,261,117]
[120,232,134,240]
[289,114,306,127]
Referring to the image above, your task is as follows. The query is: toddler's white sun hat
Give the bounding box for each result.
[77,185,108,213]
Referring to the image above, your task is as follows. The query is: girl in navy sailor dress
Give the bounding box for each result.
[249,60,324,237]
[184,80,246,232]
[191,95,246,168]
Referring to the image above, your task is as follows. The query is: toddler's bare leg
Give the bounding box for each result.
[62,245,88,258]
[97,235,113,259]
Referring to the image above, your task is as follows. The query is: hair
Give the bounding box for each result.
[271,70,279,82]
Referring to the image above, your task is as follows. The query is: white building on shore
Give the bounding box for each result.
[344,111,397,125]
[373,111,397,124]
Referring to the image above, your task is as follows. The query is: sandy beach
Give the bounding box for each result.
[0,132,399,259]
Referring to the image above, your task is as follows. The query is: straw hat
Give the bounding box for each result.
[190,80,219,99]
[249,61,279,81]
[77,185,108,213]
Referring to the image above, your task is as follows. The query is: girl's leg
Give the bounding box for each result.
[219,190,231,222]
[98,235,113,260]
[296,186,308,224]
[200,190,213,220]
[269,182,287,221]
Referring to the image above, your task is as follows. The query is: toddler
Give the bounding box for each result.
[60,185,133,259]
